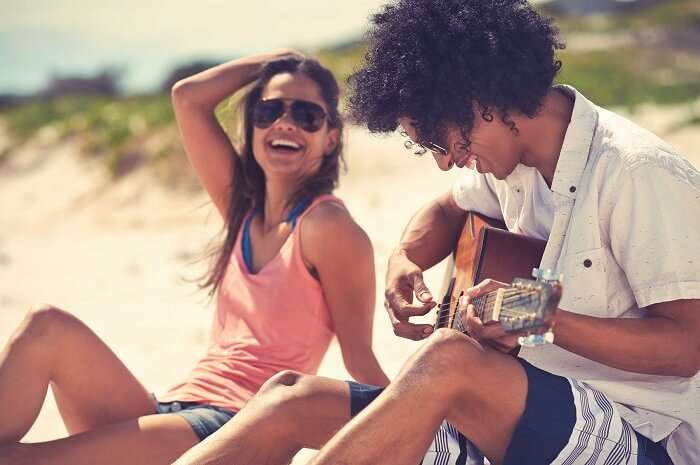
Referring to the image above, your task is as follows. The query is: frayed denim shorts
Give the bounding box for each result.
[154,398,236,441]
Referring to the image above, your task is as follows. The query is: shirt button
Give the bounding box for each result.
[569,186,577,193]
[583,259,592,268]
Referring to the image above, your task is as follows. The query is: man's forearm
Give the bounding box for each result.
[396,192,466,271]
[554,307,700,378]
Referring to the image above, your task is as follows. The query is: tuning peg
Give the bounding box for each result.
[518,332,554,347]
[532,268,561,282]
[544,331,555,344]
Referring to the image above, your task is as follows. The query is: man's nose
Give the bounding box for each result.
[432,152,454,171]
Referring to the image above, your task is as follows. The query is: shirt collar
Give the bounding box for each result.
[550,84,598,199]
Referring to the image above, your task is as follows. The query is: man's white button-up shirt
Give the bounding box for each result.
[452,85,700,465]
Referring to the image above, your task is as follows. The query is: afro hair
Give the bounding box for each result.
[347,0,564,144]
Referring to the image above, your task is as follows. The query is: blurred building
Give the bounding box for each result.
[41,70,121,98]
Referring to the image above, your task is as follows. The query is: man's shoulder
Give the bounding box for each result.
[590,107,697,186]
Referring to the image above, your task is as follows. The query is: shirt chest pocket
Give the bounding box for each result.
[558,247,609,316]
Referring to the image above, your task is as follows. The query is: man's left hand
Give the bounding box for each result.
[459,279,521,353]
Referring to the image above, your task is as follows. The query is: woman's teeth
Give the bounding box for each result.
[269,139,302,151]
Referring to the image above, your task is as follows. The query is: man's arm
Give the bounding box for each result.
[393,190,467,270]
[554,299,700,377]
[463,282,700,377]
[384,190,467,340]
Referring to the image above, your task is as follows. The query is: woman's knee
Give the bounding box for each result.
[12,304,76,345]
[257,371,338,410]
[258,370,306,394]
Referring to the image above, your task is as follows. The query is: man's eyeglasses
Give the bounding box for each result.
[400,131,447,156]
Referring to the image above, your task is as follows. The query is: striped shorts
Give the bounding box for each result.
[347,360,672,465]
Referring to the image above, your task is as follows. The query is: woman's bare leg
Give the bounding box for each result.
[0,413,198,465]
[173,371,354,465]
[0,304,157,442]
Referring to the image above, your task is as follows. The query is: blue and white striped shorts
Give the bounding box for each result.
[347,360,672,465]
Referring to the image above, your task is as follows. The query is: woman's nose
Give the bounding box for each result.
[272,108,297,131]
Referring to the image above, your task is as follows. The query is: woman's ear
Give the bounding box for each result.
[324,128,340,156]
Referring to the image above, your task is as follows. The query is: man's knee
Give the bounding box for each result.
[412,328,485,383]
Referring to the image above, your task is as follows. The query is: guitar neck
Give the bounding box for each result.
[438,291,497,333]
[445,287,541,333]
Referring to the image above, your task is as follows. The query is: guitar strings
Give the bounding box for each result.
[435,289,540,327]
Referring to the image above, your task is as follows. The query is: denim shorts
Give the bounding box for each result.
[154,399,236,441]
[347,359,673,465]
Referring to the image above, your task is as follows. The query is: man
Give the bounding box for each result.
[173,1,699,464]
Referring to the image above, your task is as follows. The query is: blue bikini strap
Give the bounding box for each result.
[242,197,311,272]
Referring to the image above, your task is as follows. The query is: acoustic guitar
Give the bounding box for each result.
[434,211,562,347]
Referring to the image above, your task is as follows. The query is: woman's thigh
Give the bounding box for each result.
[29,306,156,432]
[0,413,199,465]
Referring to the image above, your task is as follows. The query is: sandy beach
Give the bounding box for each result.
[1,104,698,463]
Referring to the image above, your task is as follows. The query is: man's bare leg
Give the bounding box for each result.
[308,329,528,465]
[173,371,355,465]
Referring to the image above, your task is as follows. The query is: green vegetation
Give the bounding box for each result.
[0,94,181,180]
[3,94,172,141]
[316,40,368,93]
[545,0,700,33]
[557,47,700,109]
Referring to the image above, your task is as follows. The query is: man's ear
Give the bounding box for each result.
[324,128,340,155]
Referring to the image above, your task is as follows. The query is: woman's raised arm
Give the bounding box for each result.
[171,49,301,219]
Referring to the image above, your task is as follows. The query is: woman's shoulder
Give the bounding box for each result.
[300,197,372,259]
[303,197,359,237]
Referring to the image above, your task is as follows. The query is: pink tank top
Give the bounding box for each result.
[160,195,340,411]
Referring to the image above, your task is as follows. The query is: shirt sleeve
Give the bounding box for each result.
[451,170,503,220]
[608,159,700,308]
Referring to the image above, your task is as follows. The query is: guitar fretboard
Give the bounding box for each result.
[434,288,541,332]
[434,291,493,333]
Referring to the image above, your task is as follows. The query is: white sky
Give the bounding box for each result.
[2,0,388,55]
[0,0,544,93]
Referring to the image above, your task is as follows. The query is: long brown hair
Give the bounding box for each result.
[200,56,345,296]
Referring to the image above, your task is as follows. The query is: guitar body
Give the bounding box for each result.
[437,211,549,330]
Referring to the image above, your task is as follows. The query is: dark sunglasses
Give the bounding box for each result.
[252,98,328,133]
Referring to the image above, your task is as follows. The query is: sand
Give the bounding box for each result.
[0,105,698,463]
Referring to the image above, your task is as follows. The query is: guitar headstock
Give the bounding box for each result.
[489,268,562,345]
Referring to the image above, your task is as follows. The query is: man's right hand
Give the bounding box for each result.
[384,249,437,340]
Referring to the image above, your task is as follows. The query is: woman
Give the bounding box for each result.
[0,50,388,465]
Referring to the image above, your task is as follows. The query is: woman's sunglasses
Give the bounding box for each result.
[252,98,328,133]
